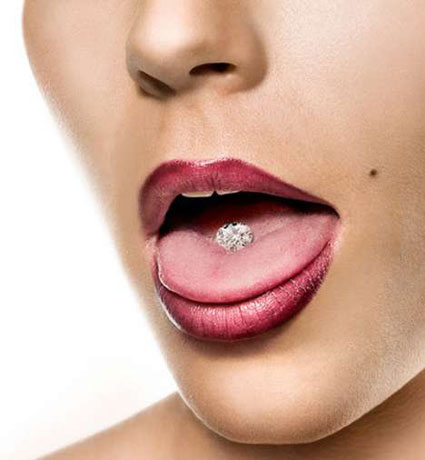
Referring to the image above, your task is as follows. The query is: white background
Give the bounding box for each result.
[0,3,176,459]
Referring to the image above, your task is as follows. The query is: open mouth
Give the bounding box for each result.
[139,158,340,342]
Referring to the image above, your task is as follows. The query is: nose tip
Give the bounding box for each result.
[126,1,267,99]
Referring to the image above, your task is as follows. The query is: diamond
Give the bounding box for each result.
[215,222,254,252]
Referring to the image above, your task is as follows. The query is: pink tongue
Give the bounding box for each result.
[156,195,338,303]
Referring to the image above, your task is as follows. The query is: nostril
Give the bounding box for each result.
[135,63,236,98]
[189,62,235,76]
[137,70,175,98]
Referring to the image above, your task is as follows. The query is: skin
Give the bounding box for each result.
[23,1,425,458]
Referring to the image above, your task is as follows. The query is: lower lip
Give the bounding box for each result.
[153,240,335,342]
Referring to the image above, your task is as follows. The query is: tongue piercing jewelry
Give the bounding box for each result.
[215,222,254,252]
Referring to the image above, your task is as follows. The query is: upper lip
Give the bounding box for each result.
[139,157,335,236]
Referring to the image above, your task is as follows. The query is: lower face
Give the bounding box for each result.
[24,0,425,444]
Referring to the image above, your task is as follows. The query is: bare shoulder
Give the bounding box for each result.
[40,392,184,460]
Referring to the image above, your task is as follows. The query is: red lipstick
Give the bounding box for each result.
[139,158,339,342]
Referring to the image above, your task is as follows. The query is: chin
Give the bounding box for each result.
[181,382,358,445]
[164,311,418,448]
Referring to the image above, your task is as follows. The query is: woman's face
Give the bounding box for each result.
[23,0,425,444]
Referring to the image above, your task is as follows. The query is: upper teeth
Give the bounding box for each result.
[181,190,240,198]
[181,191,214,198]
[216,190,240,195]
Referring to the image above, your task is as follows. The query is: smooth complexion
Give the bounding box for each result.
[23,1,425,458]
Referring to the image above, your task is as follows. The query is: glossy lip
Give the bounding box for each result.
[139,157,340,342]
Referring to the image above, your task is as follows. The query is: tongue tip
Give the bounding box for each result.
[156,238,335,305]
[156,236,337,305]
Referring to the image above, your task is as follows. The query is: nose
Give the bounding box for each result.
[126,0,267,99]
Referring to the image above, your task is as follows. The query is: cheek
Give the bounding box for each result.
[23,0,138,192]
